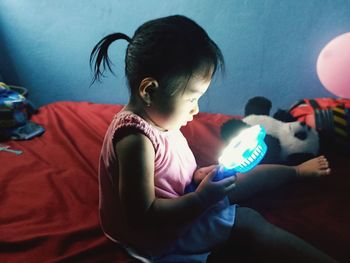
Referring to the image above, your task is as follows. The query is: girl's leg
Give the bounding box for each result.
[209,207,337,263]
[228,156,330,203]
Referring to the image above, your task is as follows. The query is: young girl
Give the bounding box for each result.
[91,15,337,263]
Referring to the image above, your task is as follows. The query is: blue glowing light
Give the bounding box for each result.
[214,125,267,181]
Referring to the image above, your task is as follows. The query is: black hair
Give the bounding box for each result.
[90,15,224,95]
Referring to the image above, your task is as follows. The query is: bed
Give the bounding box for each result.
[1,101,349,262]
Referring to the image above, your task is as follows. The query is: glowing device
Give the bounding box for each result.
[184,125,267,193]
[213,124,268,181]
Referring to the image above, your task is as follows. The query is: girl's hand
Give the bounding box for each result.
[195,167,236,208]
[193,165,218,184]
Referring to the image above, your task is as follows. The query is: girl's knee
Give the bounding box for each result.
[237,207,264,221]
[234,207,267,231]
[227,207,267,248]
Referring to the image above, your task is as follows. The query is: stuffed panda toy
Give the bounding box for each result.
[221,96,319,165]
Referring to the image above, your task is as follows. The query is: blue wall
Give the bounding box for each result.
[0,0,349,115]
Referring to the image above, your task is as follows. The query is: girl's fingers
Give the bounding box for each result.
[201,168,217,183]
[225,182,236,192]
[206,168,218,180]
[220,175,237,187]
[222,176,236,192]
[200,165,218,173]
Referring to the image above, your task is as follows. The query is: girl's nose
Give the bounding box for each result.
[191,103,199,116]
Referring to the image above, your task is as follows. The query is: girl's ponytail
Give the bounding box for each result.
[90,33,131,84]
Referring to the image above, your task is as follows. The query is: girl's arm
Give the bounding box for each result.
[116,132,235,238]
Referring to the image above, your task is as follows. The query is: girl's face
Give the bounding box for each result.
[148,75,211,131]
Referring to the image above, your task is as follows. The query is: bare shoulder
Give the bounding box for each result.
[115,132,155,177]
[115,132,154,156]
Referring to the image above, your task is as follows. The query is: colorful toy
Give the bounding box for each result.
[0,82,45,141]
[185,124,267,193]
[221,97,320,166]
[213,124,267,181]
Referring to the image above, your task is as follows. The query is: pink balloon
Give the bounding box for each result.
[316,32,350,98]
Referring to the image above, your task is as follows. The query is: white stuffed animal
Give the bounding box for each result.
[243,115,319,163]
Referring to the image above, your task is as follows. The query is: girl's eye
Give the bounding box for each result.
[188,98,197,103]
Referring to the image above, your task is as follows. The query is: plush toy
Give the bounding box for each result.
[221,96,320,165]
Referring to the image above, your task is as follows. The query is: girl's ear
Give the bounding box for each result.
[139,77,159,106]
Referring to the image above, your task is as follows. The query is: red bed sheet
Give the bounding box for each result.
[0,101,349,262]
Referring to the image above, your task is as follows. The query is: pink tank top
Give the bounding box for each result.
[98,110,197,251]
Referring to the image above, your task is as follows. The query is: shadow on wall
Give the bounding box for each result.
[0,22,20,85]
